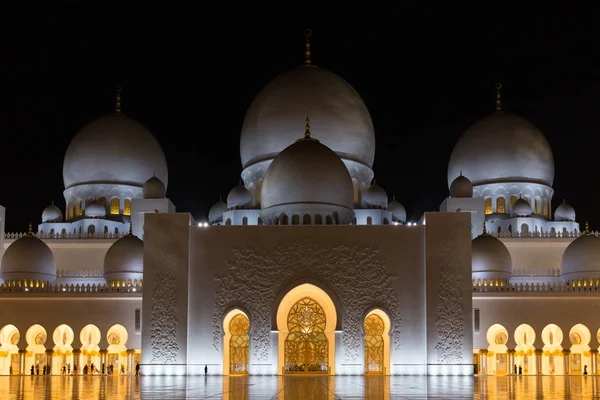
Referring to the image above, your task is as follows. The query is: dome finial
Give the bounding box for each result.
[28,222,33,235]
[585,221,590,235]
[305,115,311,138]
[495,82,502,112]
[304,29,312,65]
[115,85,122,113]
[128,221,133,236]
[482,222,488,235]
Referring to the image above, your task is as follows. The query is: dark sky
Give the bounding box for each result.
[1,8,598,232]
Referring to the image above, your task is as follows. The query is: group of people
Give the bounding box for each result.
[26,362,141,376]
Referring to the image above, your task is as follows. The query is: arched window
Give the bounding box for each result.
[497,226,502,233]
[521,223,529,235]
[509,195,518,211]
[76,200,83,217]
[225,218,232,226]
[68,201,75,220]
[364,314,385,374]
[325,216,333,225]
[315,215,322,225]
[110,198,120,215]
[303,214,311,225]
[281,215,289,225]
[292,215,300,225]
[534,198,540,214]
[543,199,549,218]
[284,298,328,373]
[485,198,492,215]
[87,225,95,235]
[229,314,250,374]
[367,216,373,225]
[124,199,131,216]
[242,216,248,226]
[104,226,108,235]
[61,229,66,237]
[496,197,506,214]
[383,218,389,225]
[257,217,263,226]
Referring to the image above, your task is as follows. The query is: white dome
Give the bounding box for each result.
[0,234,56,281]
[84,199,107,218]
[103,234,143,283]
[240,65,375,169]
[387,197,407,223]
[448,112,554,189]
[227,184,252,209]
[42,203,63,223]
[260,135,354,224]
[472,232,512,281]
[143,175,166,199]
[208,200,227,224]
[511,198,532,217]
[449,174,473,198]
[361,183,388,209]
[561,234,600,280]
[63,113,168,190]
[555,200,576,222]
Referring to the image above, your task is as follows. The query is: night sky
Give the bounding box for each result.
[1,9,598,232]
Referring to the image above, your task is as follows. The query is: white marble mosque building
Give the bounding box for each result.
[0,37,599,378]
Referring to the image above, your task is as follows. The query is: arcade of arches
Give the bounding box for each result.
[478,323,600,375]
[222,284,392,375]
[0,324,140,375]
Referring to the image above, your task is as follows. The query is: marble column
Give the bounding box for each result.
[478,350,486,374]
[563,349,571,375]
[535,349,543,375]
[99,349,108,374]
[592,349,599,375]
[127,349,135,374]
[18,349,26,375]
[72,349,81,374]
[45,349,53,374]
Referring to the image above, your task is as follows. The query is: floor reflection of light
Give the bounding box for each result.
[1,375,600,399]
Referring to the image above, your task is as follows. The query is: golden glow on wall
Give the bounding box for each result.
[364,314,384,374]
[76,200,83,217]
[124,199,131,216]
[496,197,506,214]
[510,195,517,211]
[229,314,249,374]
[110,198,120,215]
[284,297,328,373]
[485,198,492,215]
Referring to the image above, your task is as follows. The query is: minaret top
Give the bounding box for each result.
[304,29,312,65]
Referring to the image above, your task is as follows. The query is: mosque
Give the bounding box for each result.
[0,33,598,379]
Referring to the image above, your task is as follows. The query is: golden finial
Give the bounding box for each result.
[585,221,590,235]
[28,222,33,235]
[115,85,122,113]
[304,29,312,65]
[482,222,488,235]
[304,116,311,138]
[495,82,502,112]
[129,221,133,235]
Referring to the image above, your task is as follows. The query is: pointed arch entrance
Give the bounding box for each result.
[222,309,250,375]
[276,283,337,374]
[364,309,391,374]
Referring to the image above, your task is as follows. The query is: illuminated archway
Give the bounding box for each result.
[106,324,128,374]
[569,323,591,375]
[514,324,536,374]
[486,324,508,375]
[0,325,20,375]
[222,309,249,375]
[541,324,564,375]
[80,325,101,374]
[276,283,336,374]
[52,324,74,374]
[25,324,47,375]
[364,309,391,374]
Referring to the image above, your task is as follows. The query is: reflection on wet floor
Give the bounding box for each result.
[0,374,599,399]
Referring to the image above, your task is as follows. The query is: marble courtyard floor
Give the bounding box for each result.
[1,374,600,399]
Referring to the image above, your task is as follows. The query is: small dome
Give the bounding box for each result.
[0,234,56,281]
[143,175,166,199]
[103,233,143,283]
[85,199,107,218]
[449,174,473,198]
[555,200,576,222]
[208,200,227,224]
[42,203,63,223]
[387,197,407,223]
[561,233,600,280]
[361,183,388,209]
[472,230,512,281]
[227,184,252,209]
[511,198,532,217]
[260,132,354,224]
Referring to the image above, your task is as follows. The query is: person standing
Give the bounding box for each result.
[135,363,140,376]
[204,365,208,375]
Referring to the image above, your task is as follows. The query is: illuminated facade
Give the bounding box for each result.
[0,37,597,378]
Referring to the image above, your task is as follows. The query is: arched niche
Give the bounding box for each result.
[222,309,250,375]
[276,283,337,374]
[80,324,102,369]
[569,323,592,375]
[0,325,20,375]
[363,308,391,375]
[106,324,129,374]
[52,324,75,375]
[25,324,48,373]
[541,324,564,375]
[513,324,536,374]
[486,324,508,375]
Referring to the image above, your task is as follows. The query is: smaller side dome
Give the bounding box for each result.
[227,183,252,210]
[103,234,144,284]
[42,202,63,223]
[208,200,228,224]
[387,196,407,223]
[555,200,576,222]
[472,225,512,283]
[561,228,600,281]
[85,199,107,218]
[143,175,166,199]
[0,234,56,281]
[449,173,473,198]
[361,182,388,209]
[511,198,532,217]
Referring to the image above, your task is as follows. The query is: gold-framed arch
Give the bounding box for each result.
[276,283,336,374]
[222,309,250,375]
[363,308,391,374]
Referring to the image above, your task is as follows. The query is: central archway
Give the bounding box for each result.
[277,283,337,374]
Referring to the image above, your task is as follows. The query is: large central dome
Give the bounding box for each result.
[240,65,375,169]
[63,113,168,190]
[447,112,554,188]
